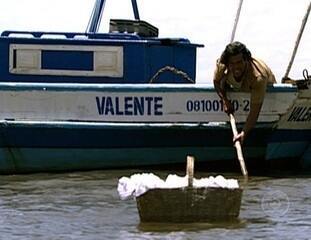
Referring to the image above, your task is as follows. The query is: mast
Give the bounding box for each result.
[86,0,106,33]
[283,1,311,81]
[131,0,140,20]
[86,0,141,33]
[230,0,244,43]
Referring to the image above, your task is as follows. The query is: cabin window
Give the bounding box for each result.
[9,44,123,77]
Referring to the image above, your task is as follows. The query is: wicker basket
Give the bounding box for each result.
[136,156,243,223]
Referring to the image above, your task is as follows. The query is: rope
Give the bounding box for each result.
[283,1,311,81]
[230,0,244,43]
[149,66,195,83]
[303,69,310,81]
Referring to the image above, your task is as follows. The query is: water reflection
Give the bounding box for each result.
[137,219,247,232]
[0,170,310,239]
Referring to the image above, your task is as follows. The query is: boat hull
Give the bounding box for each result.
[0,119,309,173]
[0,80,309,174]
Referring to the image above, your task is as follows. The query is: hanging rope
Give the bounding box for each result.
[230,0,244,43]
[149,66,195,83]
[303,69,310,80]
[282,1,311,82]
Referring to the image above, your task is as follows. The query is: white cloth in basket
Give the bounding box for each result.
[117,173,239,200]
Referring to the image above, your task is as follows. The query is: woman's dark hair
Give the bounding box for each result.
[220,41,252,66]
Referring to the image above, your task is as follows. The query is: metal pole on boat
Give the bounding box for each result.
[131,0,140,20]
[282,1,311,82]
[86,0,106,33]
[230,0,244,43]
[229,114,248,178]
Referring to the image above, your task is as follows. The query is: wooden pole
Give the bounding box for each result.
[229,114,248,177]
[186,155,194,187]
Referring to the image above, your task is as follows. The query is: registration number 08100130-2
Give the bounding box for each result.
[185,99,250,113]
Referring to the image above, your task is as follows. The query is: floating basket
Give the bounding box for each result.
[136,156,243,223]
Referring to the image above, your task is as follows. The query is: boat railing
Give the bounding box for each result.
[1,30,143,40]
[1,30,199,48]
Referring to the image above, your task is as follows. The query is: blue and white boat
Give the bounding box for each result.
[0,0,310,173]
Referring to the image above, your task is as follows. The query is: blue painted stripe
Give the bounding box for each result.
[0,82,219,92]
[0,120,271,148]
[268,129,311,142]
[266,129,311,162]
[0,82,297,93]
[266,142,309,160]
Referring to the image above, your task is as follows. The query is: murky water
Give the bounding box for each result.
[0,170,310,240]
